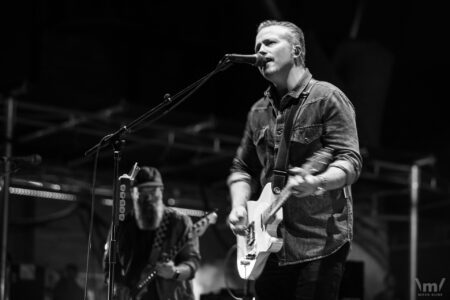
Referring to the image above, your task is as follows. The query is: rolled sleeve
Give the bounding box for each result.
[329,159,360,185]
[227,171,252,187]
[322,89,362,185]
[229,110,263,186]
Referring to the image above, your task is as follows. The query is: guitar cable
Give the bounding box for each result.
[82,135,104,300]
[224,244,255,300]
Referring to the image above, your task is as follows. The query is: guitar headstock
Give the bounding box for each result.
[192,210,218,238]
[118,162,140,181]
[117,162,140,221]
[302,147,334,175]
[284,147,334,193]
[129,162,140,181]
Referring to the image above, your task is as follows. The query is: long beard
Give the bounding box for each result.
[135,200,164,230]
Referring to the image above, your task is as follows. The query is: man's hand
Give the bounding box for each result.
[288,167,322,197]
[227,206,248,236]
[156,260,177,279]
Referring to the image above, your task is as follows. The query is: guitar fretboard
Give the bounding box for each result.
[261,148,333,226]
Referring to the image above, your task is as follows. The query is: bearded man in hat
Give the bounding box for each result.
[103,166,201,300]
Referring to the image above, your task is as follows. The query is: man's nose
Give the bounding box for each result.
[258,45,268,55]
[140,195,153,202]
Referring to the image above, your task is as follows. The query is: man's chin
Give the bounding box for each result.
[261,66,276,77]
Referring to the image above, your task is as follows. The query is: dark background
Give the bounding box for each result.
[2,1,449,169]
[1,1,449,299]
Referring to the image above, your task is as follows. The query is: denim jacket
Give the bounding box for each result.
[229,69,362,265]
[103,207,201,300]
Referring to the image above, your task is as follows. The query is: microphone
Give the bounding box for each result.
[225,53,269,67]
[2,154,42,166]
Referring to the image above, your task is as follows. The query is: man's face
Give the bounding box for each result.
[255,25,295,81]
[132,186,164,229]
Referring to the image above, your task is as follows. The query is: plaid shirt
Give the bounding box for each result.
[104,207,201,300]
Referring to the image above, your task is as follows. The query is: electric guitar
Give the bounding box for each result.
[117,210,218,300]
[236,148,333,280]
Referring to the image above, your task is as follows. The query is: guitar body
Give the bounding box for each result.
[235,148,334,280]
[237,182,283,280]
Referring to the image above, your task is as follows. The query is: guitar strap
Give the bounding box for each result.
[272,78,317,194]
[132,211,186,296]
[125,211,170,297]
[148,210,170,264]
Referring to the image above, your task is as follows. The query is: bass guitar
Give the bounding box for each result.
[236,148,333,280]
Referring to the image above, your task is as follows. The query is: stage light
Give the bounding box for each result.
[8,187,77,201]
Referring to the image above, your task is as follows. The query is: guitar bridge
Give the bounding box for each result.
[240,260,250,266]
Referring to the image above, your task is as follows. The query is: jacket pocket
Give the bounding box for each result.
[291,124,323,144]
[253,126,267,146]
[253,126,274,163]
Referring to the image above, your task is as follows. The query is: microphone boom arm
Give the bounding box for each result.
[84,53,237,300]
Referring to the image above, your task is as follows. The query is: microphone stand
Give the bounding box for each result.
[84,56,234,300]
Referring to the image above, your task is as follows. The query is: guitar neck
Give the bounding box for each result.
[134,212,216,291]
[136,234,187,289]
[261,182,293,225]
[261,147,334,226]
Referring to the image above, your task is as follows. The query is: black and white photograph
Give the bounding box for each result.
[1,1,449,300]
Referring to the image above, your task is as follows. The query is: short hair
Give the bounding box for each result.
[257,20,306,66]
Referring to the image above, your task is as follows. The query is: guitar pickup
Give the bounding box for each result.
[245,253,256,260]
[246,222,255,247]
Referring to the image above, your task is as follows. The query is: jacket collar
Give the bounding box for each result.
[263,68,313,111]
